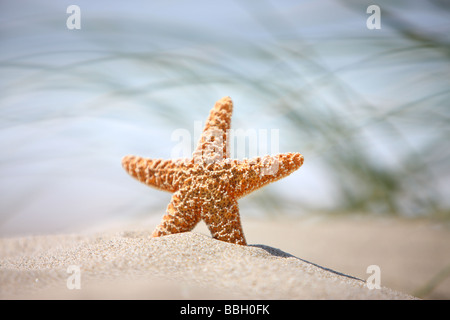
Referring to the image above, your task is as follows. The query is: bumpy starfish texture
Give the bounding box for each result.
[122,97,304,245]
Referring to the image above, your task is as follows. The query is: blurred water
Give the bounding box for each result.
[1,0,449,236]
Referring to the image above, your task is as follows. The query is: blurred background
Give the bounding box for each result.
[2,0,449,234]
[1,0,450,299]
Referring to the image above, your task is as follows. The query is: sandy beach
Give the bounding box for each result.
[1,215,449,300]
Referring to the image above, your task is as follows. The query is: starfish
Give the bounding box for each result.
[122,97,303,245]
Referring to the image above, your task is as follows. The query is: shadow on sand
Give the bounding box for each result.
[250,244,364,282]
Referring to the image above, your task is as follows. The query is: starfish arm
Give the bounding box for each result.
[152,188,201,237]
[201,198,247,245]
[232,152,304,199]
[193,96,233,162]
[121,155,186,192]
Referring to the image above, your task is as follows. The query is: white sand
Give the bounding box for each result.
[2,215,449,299]
[4,215,442,299]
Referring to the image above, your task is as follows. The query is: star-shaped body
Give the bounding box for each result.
[122,97,303,245]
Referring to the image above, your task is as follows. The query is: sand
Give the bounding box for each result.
[1,216,449,300]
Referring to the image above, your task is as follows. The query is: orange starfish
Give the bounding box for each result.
[122,97,303,245]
